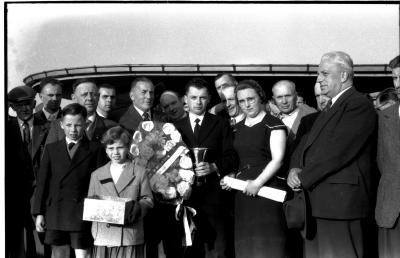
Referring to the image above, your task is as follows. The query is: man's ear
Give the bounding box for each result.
[71,93,76,101]
[9,103,16,112]
[129,91,135,102]
[184,95,188,104]
[341,71,349,83]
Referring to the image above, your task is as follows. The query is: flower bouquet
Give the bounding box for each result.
[130,121,197,245]
[130,121,195,205]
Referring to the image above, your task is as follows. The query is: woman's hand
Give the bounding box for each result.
[35,215,46,232]
[244,180,262,197]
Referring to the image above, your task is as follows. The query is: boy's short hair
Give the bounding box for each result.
[101,126,132,147]
[61,103,87,120]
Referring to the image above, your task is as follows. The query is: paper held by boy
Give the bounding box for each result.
[83,195,134,225]
[223,177,286,203]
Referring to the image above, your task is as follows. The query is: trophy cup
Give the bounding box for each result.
[191,147,208,186]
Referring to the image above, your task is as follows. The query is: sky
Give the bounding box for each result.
[6,3,400,90]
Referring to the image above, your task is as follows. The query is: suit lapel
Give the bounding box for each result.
[197,113,218,145]
[97,162,119,197]
[302,88,355,155]
[115,161,137,194]
[69,137,93,171]
[178,115,197,147]
[31,116,49,159]
[56,139,73,179]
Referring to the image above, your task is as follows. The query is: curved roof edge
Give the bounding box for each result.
[23,64,391,88]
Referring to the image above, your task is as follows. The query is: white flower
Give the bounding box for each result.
[132,131,142,143]
[162,123,176,135]
[156,149,167,159]
[179,169,195,183]
[179,155,193,170]
[130,144,140,156]
[177,181,191,198]
[170,130,182,143]
[141,121,154,132]
[164,187,177,199]
[164,140,176,152]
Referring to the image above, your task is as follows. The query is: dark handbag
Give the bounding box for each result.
[283,190,307,230]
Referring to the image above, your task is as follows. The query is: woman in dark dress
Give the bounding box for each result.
[221,79,288,258]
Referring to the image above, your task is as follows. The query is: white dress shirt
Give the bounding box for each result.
[188,112,205,132]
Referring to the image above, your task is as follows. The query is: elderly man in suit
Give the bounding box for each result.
[272,80,316,148]
[174,77,238,258]
[115,77,161,134]
[46,78,117,144]
[375,81,400,256]
[287,51,377,258]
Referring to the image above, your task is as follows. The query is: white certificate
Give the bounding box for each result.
[224,177,286,203]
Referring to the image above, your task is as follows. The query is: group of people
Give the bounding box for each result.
[5,51,400,258]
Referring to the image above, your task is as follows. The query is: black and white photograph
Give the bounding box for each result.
[3,2,400,258]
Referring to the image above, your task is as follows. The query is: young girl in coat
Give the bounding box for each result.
[88,126,153,258]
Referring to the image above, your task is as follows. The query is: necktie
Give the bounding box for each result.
[68,142,75,150]
[142,112,151,121]
[86,119,92,131]
[22,120,31,145]
[324,99,333,112]
[194,118,201,139]
[48,114,56,121]
[230,118,236,127]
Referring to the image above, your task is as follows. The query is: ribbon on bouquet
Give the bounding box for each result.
[156,145,187,175]
[175,204,197,246]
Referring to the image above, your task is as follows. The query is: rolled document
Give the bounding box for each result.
[224,177,286,203]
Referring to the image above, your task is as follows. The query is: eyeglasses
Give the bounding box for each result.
[238,97,257,106]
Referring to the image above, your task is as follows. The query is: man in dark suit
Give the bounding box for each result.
[174,78,238,258]
[112,77,161,134]
[45,78,117,144]
[287,51,377,258]
[375,58,400,257]
[36,77,63,122]
[33,103,107,258]
[6,86,38,258]
[389,55,400,99]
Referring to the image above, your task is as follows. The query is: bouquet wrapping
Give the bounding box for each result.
[130,121,196,245]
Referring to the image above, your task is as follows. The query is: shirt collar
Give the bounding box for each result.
[133,105,151,118]
[189,112,205,126]
[42,108,59,121]
[65,137,82,145]
[331,86,352,106]
[87,113,96,123]
[17,116,33,127]
[280,107,299,118]
[244,110,266,126]
[233,112,245,123]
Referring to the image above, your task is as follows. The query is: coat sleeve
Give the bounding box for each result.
[127,167,154,224]
[298,98,376,189]
[217,118,239,176]
[32,145,51,216]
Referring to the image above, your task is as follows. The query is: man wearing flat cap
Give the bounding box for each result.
[389,55,400,99]
[6,85,38,258]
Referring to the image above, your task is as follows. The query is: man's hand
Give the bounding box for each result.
[287,168,302,191]
[35,215,46,232]
[195,162,216,177]
[244,180,262,197]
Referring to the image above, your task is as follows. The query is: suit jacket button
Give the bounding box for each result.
[106,223,110,228]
